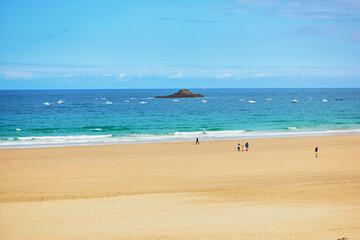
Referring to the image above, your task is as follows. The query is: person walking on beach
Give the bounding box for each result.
[245,142,249,151]
[315,147,318,157]
[241,142,244,151]
[237,143,240,151]
[195,137,200,145]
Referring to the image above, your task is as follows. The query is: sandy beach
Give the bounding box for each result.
[1,135,360,239]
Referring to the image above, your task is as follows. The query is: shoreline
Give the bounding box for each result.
[1,128,360,149]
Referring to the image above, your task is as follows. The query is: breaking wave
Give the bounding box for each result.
[1,129,360,149]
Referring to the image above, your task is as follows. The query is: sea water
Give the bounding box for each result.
[0,88,359,148]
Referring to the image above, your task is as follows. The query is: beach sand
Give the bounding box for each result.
[1,135,360,239]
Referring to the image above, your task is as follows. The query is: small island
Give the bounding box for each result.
[155,89,205,98]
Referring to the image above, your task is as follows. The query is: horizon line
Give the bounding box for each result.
[1,87,359,91]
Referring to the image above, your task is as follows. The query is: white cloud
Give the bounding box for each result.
[102,73,114,77]
[223,0,360,22]
[117,73,126,79]
[4,72,33,79]
[216,73,232,78]
[1,63,359,83]
[276,1,360,21]
[170,72,182,79]
[237,0,279,6]
[255,73,270,77]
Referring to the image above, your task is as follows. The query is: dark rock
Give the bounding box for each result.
[155,89,205,98]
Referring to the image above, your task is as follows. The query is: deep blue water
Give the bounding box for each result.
[0,88,359,148]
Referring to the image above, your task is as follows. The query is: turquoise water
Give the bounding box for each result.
[0,88,359,148]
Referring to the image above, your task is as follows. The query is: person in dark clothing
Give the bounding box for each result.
[315,147,318,157]
[195,137,200,145]
[245,142,249,151]
[237,143,240,151]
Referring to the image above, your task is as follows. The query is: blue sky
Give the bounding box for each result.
[0,0,359,89]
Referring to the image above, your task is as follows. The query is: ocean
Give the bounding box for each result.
[0,88,359,148]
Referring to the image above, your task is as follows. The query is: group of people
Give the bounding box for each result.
[237,142,249,151]
[195,138,319,157]
[195,137,318,157]
[196,138,250,151]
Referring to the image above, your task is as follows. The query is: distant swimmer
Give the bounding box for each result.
[315,147,318,157]
[237,143,240,151]
[245,142,249,151]
[195,137,200,145]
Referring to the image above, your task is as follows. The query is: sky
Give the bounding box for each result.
[0,0,360,89]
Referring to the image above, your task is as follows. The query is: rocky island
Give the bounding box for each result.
[155,89,204,98]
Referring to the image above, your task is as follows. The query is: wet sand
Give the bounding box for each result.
[1,135,360,239]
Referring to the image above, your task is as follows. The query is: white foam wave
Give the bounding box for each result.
[173,130,246,137]
[1,129,360,149]
[0,135,113,148]
[16,135,112,141]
